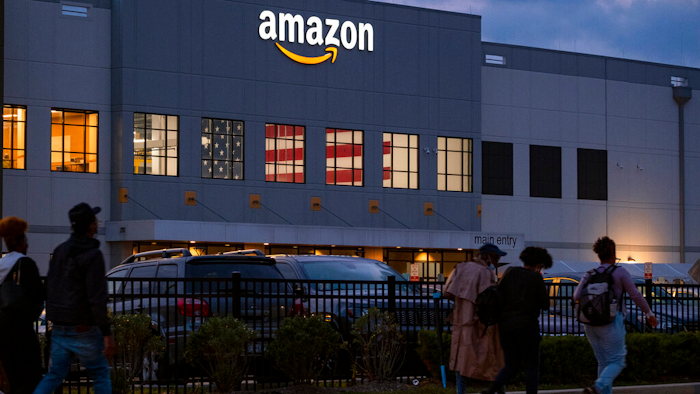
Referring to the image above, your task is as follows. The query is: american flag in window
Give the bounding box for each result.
[265,124,305,183]
[326,128,363,186]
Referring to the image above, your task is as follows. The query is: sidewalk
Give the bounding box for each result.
[500,382,700,394]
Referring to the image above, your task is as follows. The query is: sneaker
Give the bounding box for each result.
[583,387,600,394]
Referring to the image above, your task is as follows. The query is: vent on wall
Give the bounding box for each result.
[62,4,89,17]
[671,76,689,87]
[485,54,506,65]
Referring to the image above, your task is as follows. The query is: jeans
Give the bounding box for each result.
[490,327,541,394]
[584,313,627,394]
[33,325,111,394]
[456,372,468,394]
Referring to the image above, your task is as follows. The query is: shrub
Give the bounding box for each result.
[267,316,342,383]
[416,330,451,379]
[111,314,163,394]
[184,316,257,393]
[345,308,406,381]
[539,335,597,385]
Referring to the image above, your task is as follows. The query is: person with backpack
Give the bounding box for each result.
[0,216,46,394]
[574,236,658,394]
[482,247,552,394]
[444,243,505,394]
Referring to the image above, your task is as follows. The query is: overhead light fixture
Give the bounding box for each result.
[190,241,196,244]
[457,248,463,251]
[396,246,401,249]
[263,242,269,246]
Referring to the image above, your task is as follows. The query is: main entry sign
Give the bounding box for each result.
[259,10,374,65]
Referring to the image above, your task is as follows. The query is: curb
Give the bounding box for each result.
[499,382,700,394]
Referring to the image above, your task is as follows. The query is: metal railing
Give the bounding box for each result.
[37,277,699,392]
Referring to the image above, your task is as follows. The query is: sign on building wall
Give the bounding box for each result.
[258,10,374,65]
[471,234,523,251]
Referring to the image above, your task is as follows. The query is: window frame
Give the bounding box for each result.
[530,144,562,199]
[265,123,306,184]
[382,132,419,189]
[482,141,514,196]
[437,136,473,192]
[50,108,99,173]
[577,148,608,201]
[326,128,364,187]
[133,112,179,177]
[201,118,245,180]
[2,105,27,170]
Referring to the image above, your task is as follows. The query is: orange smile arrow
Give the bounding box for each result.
[275,42,338,64]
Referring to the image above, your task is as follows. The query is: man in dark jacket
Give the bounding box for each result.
[34,203,115,394]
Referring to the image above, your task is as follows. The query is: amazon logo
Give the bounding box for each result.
[259,10,374,65]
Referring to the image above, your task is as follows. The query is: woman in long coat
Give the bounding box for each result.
[444,244,505,394]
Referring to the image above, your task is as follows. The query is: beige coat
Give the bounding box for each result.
[444,261,504,381]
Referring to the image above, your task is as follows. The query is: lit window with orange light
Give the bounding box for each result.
[50,109,98,173]
[3,105,26,170]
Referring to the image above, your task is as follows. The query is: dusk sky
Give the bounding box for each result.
[372,0,700,70]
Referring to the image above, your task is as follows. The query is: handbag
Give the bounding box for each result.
[0,259,41,323]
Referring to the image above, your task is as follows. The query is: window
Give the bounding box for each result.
[482,141,513,196]
[530,145,561,198]
[671,76,689,87]
[383,133,418,189]
[106,269,128,295]
[485,54,506,65]
[51,109,98,173]
[201,118,244,180]
[62,4,88,17]
[3,105,26,169]
[437,137,472,192]
[326,128,363,186]
[265,123,305,183]
[134,113,178,176]
[578,148,607,201]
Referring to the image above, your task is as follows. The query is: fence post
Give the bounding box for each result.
[232,271,241,319]
[388,275,396,315]
[645,278,653,329]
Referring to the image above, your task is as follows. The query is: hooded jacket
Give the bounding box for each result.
[46,234,110,336]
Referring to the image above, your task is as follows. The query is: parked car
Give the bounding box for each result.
[543,272,699,333]
[234,252,453,340]
[106,248,299,380]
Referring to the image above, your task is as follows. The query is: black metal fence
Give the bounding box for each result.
[45,277,700,392]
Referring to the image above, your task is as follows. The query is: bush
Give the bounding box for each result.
[111,314,163,393]
[267,316,342,383]
[345,308,405,381]
[416,330,451,379]
[539,335,597,385]
[184,316,256,393]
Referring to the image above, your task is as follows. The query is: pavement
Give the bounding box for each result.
[500,382,700,394]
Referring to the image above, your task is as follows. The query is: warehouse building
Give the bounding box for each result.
[4,0,699,278]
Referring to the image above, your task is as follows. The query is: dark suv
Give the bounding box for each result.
[106,248,298,379]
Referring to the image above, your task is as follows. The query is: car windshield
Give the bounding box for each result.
[297,260,415,293]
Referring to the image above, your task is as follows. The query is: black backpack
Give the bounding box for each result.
[575,265,619,326]
[476,284,501,328]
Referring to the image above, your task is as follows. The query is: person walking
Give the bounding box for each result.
[34,203,115,394]
[574,236,658,394]
[0,217,46,394]
[483,247,552,394]
[444,243,506,394]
